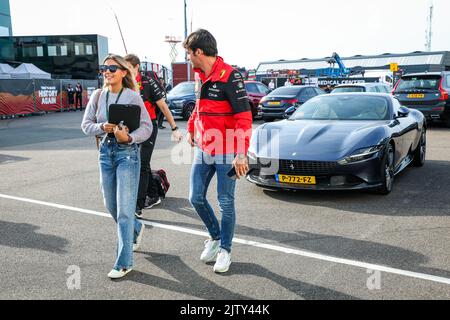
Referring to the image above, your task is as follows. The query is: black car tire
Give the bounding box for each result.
[443,115,450,128]
[412,128,426,167]
[263,118,274,123]
[182,103,195,121]
[375,144,395,195]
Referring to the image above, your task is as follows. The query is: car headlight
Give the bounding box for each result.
[338,145,384,165]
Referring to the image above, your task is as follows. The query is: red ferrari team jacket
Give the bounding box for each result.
[188,57,253,156]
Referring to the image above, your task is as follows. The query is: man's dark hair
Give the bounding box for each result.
[124,54,141,67]
[183,29,218,57]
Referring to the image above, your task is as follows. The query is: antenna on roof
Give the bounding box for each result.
[109,6,128,54]
[425,0,434,52]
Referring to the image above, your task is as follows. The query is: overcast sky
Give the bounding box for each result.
[9,0,450,69]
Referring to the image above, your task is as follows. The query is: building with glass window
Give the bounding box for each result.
[0,0,14,62]
[10,34,109,79]
[256,51,450,79]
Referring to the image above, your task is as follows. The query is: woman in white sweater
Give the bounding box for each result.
[81,54,152,279]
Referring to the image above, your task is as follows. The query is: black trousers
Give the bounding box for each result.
[75,95,82,109]
[137,120,159,210]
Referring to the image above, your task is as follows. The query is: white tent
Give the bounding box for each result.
[0,63,13,79]
[9,63,51,79]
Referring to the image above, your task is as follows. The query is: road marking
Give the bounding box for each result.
[2,193,450,286]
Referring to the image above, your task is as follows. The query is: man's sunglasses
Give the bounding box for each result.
[99,65,125,73]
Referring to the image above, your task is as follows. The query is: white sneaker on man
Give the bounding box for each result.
[214,249,232,273]
[107,268,133,279]
[133,222,145,252]
[200,239,221,263]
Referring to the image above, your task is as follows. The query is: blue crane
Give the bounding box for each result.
[315,52,351,78]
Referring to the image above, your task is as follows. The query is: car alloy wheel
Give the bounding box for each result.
[412,128,426,167]
[419,130,427,164]
[384,147,395,192]
[375,144,395,195]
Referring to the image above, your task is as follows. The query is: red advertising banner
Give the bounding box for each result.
[35,80,63,112]
[0,80,35,116]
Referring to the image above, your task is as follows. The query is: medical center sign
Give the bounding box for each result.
[39,86,58,105]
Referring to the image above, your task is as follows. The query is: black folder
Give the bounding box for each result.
[108,104,141,133]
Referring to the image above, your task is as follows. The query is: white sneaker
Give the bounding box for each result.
[200,239,221,263]
[133,222,145,252]
[214,249,232,273]
[107,268,133,279]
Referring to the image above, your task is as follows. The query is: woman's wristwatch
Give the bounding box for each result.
[171,126,179,132]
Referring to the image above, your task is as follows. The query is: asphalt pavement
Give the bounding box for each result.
[0,111,449,300]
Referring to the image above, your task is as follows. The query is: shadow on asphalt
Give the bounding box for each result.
[119,252,250,300]
[147,217,450,280]
[260,160,450,217]
[224,262,358,300]
[0,220,68,254]
[120,252,357,300]
[0,154,30,165]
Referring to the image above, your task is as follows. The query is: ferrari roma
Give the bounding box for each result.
[247,93,427,194]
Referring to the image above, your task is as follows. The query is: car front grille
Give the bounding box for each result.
[278,159,338,175]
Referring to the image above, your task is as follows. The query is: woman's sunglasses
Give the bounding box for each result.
[99,65,125,73]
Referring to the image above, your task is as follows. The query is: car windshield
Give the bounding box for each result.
[333,86,365,93]
[291,95,390,121]
[269,87,302,96]
[396,76,441,91]
[169,82,195,96]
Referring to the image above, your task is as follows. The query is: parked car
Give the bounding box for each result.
[393,72,450,127]
[258,85,325,122]
[167,81,196,120]
[245,81,270,119]
[247,93,426,195]
[332,83,391,94]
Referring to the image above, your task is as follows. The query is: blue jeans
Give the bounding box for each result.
[99,137,143,270]
[189,148,237,253]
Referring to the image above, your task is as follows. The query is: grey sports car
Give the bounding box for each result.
[247,93,427,194]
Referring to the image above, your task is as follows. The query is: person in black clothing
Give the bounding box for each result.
[75,83,83,111]
[124,54,183,218]
[67,84,76,111]
[157,78,167,129]
[156,106,166,129]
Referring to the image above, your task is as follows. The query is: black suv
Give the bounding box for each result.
[393,72,450,127]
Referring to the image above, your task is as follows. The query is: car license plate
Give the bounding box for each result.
[277,175,316,185]
[268,101,281,106]
[407,94,425,99]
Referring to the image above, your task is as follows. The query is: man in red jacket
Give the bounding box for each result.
[184,29,253,273]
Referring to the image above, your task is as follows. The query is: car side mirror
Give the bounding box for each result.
[284,106,296,118]
[395,106,410,119]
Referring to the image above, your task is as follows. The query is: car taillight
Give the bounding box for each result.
[439,79,448,101]
[392,79,401,95]
[282,99,298,105]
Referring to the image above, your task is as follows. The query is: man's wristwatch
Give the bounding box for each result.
[171,126,179,132]
[237,153,247,160]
